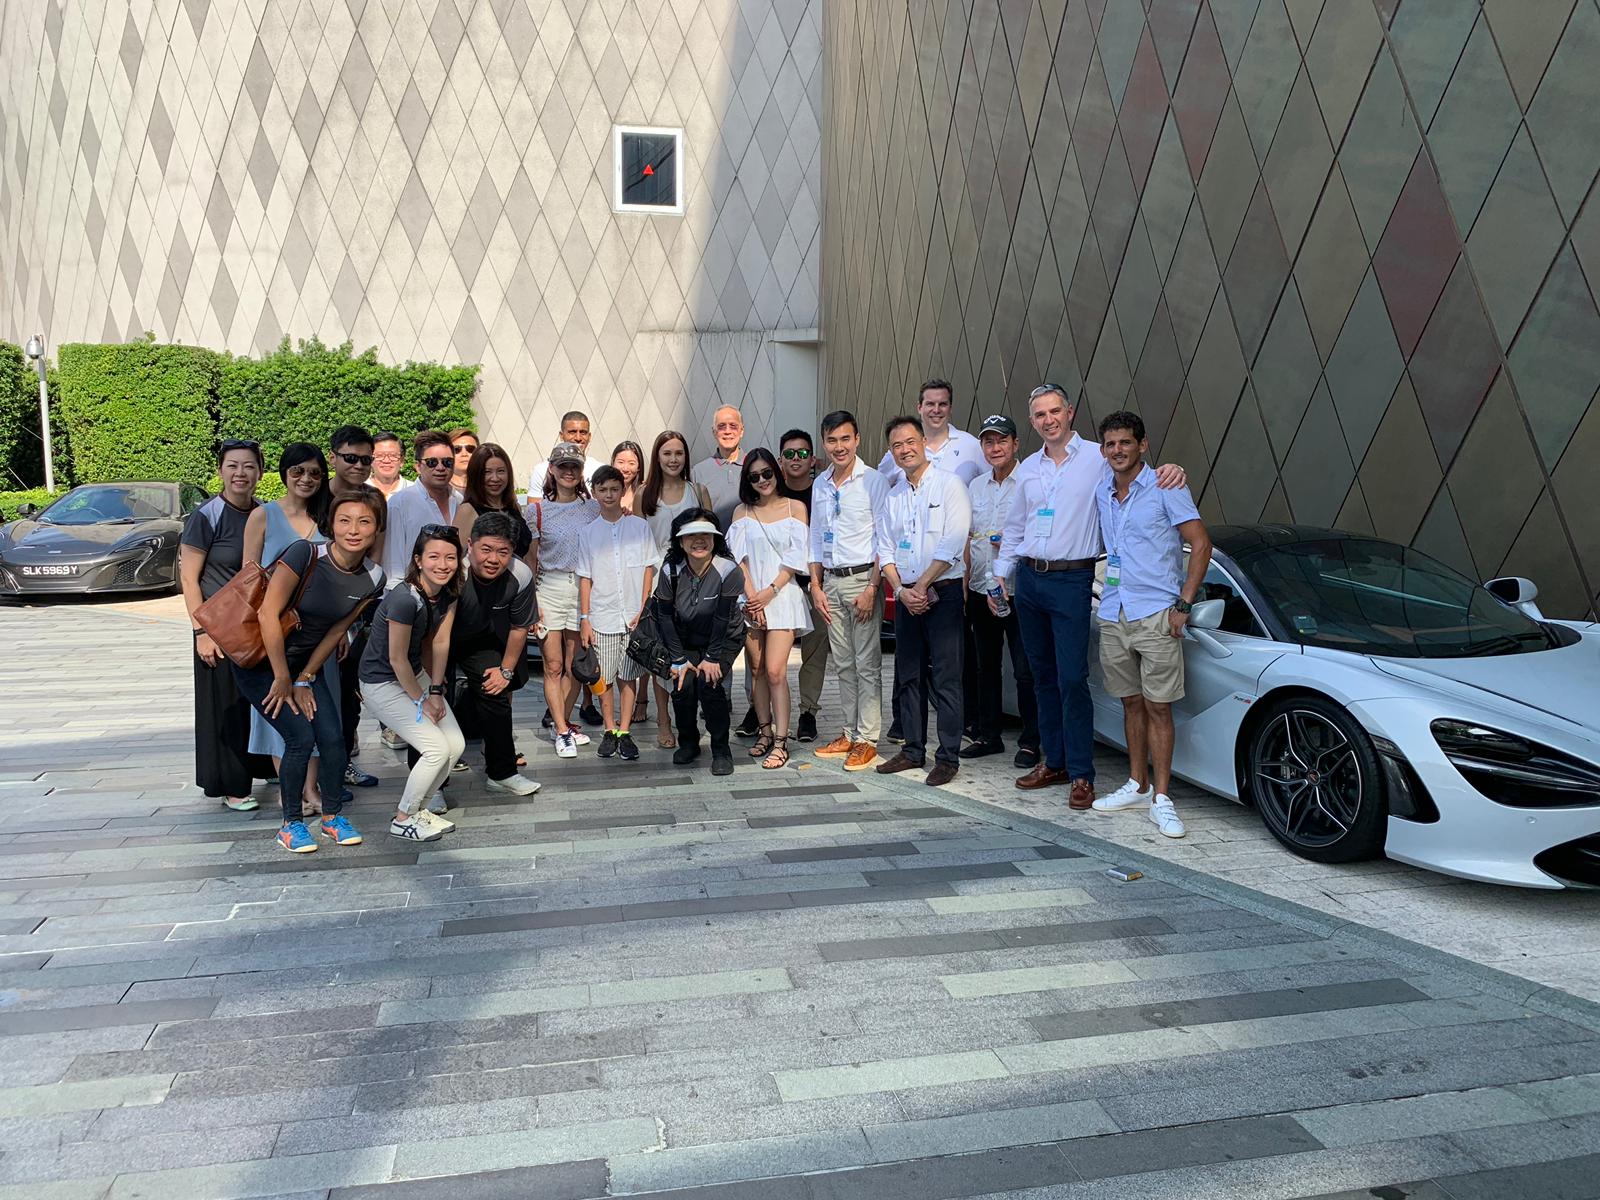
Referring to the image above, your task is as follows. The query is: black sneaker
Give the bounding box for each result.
[598,731,619,758]
[541,707,553,730]
[797,712,817,743]
[959,738,1004,759]
[887,719,905,745]
[672,741,701,765]
[617,733,639,760]
[1014,746,1040,769]
[580,701,604,727]
[711,752,734,776]
[735,706,760,739]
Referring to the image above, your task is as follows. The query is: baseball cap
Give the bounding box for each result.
[979,414,1018,438]
[548,441,585,466]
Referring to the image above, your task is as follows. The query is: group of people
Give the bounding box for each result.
[181,379,1212,853]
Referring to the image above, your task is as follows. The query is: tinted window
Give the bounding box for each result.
[1240,538,1550,658]
[619,131,678,208]
[40,485,177,525]
[180,484,208,513]
[1196,559,1267,638]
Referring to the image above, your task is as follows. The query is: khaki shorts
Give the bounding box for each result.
[1099,609,1185,702]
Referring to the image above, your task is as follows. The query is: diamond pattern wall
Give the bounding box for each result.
[823,0,1600,619]
[0,0,822,473]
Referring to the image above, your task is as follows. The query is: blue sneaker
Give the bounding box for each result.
[343,763,379,787]
[276,821,317,853]
[319,815,364,845]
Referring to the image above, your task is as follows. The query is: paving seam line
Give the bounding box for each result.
[863,769,1600,1035]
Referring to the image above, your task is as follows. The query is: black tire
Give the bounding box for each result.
[1246,695,1385,864]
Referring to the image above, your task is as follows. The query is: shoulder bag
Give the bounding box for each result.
[193,550,319,669]
[625,564,679,679]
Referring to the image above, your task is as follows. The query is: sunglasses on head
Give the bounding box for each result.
[747,468,776,484]
[421,524,461,541]
[781,447,812,460]
[420,456,452,469]
[220,438,259,453]
[336,452,374,466]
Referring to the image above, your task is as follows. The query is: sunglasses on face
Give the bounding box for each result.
[336,452,374,467]
[420,456,452,469]
[452,443,477,454]
[781,448,812,460]
[747,469,776,484]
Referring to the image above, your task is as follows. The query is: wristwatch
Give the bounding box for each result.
[497,666,514,681]
[427,684,447,695]
[1173,598,1194,614]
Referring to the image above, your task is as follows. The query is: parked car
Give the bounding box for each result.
[1087,525,1600,889]
[0,482,207,596]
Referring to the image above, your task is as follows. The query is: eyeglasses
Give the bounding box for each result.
[372,452,402,462]
[336,452,374,467]
[421,524,461,541]
[420,456,453,469]
[452,443,477,454]
[781,448,812,460]
[747,469,776,484]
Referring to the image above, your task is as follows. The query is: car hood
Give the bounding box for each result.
[1,519,164,555]
[1370,633,1600,741]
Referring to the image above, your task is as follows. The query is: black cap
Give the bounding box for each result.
[979,414,1018,438]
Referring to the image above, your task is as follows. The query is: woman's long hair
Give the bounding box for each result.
[541,461,591,500]
[661,506,731,573]
[402,526,464,605]
[462,443,516,513]
[737,447,782,508]
[638,430,693,519]
[278,442,332,527]
[611,440,645,488]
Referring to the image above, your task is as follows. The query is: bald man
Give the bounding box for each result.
[693,405,748,532]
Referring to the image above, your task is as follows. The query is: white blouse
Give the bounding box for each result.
[529,497,600,573]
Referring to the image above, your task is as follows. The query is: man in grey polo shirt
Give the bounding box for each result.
[693,405,748,532]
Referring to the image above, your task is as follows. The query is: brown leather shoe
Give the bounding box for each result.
[925,761,958,787]
[876,752,922,774]
[1015,765,1068,790]
[815,734,853,759]
[843,742,879,771]
[1069,778,1095,809]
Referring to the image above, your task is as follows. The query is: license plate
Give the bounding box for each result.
[21,564,76,576]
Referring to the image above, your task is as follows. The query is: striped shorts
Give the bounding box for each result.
[594,630,645,684]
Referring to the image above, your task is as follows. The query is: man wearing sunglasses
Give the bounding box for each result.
[778,429,827,744]
[693,405,748,532]
[382,431,461,586]
[329,425,376,498]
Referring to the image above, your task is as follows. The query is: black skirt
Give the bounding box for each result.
[193,644,273,797]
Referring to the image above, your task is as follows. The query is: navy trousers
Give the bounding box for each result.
[1013,566,1095,782]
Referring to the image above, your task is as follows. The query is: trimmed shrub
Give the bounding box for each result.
[0,487,59,521]
[0,343,28,485]
[217,337,478,468]
[56,340,219,484]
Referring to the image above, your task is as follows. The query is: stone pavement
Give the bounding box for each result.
[4,597,1600,1199]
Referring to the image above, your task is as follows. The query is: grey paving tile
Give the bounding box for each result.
[164,1050,415,1100]
[0,917,45,932]
[1064,1113,1324,1179]
[0,1071,173,1117]
[803,1143,1074,1198]
[859,863,1022,887]
[862,1099,1120,1162]
[766,842,920,863]
[819,916,1177,962]
[104,1144,396,1198]
[353,1060,600,1111]
[0,996,217,1037]
[610,1128,875,1192]
[1431,1152,1600,1199]
[328,1158,607,1198]
[390,1115,660,1179]
[10,853,422,891]
[745,806,955,828]
[1294,1182,1453,1200]
[729,784,863,801]
[0,951,50,970]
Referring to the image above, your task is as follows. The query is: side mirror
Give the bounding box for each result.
[1189,598,1225,630]
[16,504,38,518]
[1485,576,1544,621]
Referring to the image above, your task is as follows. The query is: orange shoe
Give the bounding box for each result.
[843,742,880,771]
[815,734,853,758]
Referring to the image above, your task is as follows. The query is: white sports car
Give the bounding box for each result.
[1087,526,1600,889]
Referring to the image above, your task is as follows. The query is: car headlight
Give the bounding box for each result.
[1431,719,1600,808]
[116,535,165,553]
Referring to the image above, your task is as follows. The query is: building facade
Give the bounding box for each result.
[823,0,1600,619]
[0,0,822,470]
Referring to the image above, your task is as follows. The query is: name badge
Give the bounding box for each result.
[898,538,913,551]
[823,530,834,544]
[1034,507,1055,539]
[1105,553,1121,589]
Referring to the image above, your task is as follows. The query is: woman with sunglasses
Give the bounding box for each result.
[234,488,388,852]
[637,430,711,748]
[610,440,644,513]
[454,443,535,568]
[180,439,269,811]
[530,442,600,758]
[447,428,479,493]
[728,448,812,769]
[359,524,465,841]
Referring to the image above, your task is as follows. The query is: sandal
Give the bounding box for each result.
[657,727,677,749]
[515,750,527,767]
[762,736,790,770]
[750,722,776,758]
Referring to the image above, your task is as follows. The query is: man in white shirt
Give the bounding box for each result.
[383,430,461,586]
[876,414,973,787]
[877,379,985,487]
[962,414,1039,768]
[994,384,1184,805]
[370,432,413,499]
[528,411,606,495]
[809,410,893,772]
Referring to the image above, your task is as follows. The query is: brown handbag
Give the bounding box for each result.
[194,552,319,668]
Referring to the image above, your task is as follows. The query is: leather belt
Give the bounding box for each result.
[1026,556,1098,573]
[824,562,874,577]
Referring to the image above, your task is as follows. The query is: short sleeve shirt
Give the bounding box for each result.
[576,514,661,634]
[276,540,386,665]
[181,496,260,599]
[1095,464,1203,621]
[359,583,455,685]
[453,558,537,645]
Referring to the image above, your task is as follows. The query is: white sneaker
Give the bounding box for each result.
[486,773,541,796]
[389,816,443,842]
[1093,778,1154,811]
[415,809,455,834]
[380,728,405,750]
[555,732,578,759]
[550,728,591,746]
[426,791,449,815]
[1149,795,1186,838]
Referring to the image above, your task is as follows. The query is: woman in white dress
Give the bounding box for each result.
[530,442,601,758]
[729,448,812,770]
[637,430,711,748]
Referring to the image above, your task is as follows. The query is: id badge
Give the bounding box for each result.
[823,530,834,544]
[1105,553,1121,588]
[1034,507,1055,539]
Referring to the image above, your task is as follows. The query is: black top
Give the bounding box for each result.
[180,496,259,599]
[453,558,537,646]
[276,540,386,668]
[358,583,455,685]
[652,556,745,667]
[472,504,535,558]
[778,478,814,518]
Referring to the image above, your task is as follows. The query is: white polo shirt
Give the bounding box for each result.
[884,465,972,586]
[967,466,1020,593]
[575,513,661,634]
[877,428,985,487]
[808,458,893,569]
[994,435,1104,582]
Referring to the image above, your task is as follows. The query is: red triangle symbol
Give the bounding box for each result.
[642,164,654,176]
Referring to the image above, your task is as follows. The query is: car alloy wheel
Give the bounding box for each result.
[1248,695,1385,863]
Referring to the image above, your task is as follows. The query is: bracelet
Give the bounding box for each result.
[293,680,312,688]
[579,612,591,620]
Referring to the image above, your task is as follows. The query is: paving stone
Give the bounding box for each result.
[0,996,218,1037]
[0,1071,173,1116]
[390,1115,660,1179]
[105,1145,397,1199]
[610,1128,875,1192]
[330,1159,608,1198]
[862,1099,1120,1162]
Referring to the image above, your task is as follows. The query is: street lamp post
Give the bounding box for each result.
[22,333,55,493]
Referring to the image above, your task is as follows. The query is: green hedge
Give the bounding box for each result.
[0,343,27,484]
[218,337,477,470]
[0,487,59,521]
[56,340,218,485]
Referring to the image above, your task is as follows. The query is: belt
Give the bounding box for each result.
[1026,556,1098,573]
[824,562,874,577]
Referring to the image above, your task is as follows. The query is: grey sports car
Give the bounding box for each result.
[0,482,208,596]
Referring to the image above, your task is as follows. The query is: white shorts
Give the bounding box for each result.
[540,569,580,631]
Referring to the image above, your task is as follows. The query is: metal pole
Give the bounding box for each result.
[26,335,55,493]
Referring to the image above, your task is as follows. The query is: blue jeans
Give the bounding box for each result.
[232,663,348,824]
[1014,567,1095,782]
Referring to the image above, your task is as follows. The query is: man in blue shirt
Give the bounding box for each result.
[1092,411,1211,838]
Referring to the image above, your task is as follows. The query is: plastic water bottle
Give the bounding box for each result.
[986,581,1011,618]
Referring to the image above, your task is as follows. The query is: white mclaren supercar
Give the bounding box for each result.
[1086,526,1600,889]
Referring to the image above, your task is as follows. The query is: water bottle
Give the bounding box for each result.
[986,581,1011,618]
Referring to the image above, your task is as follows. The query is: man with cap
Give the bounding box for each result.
[962,414,1039,766]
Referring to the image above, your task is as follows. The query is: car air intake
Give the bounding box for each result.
[1533,835,1600,888]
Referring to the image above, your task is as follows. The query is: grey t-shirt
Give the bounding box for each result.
[180,496,259,599]
[358,581,455,686]
[692,452,746,532]
[276,540,386,667]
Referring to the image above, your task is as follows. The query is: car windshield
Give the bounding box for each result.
[1241,538,1551,658]
[38,485,176,525]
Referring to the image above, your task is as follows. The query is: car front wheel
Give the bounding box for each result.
[1246,695,1385,863]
